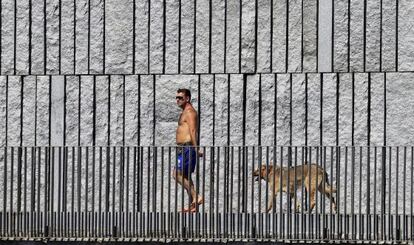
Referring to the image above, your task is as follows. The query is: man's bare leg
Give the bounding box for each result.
[173,170,203,211]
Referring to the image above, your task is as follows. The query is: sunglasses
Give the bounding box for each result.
[176,96,184,100]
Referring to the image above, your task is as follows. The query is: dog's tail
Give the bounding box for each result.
[323,172,337,193]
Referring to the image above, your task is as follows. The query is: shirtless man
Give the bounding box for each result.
[173,88,204,212]
[173,89,204,212]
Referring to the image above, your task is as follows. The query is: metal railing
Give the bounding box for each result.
[0,146,412,242]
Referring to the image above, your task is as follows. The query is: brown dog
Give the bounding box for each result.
[253,164,337,213]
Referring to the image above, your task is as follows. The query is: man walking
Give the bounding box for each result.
[173,88,204,212]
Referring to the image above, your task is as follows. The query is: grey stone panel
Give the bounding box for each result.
[80,76,94,145]
[338,73,353,145]
[7,77,22,146]
[318,0,332,73]
[291,73,306,146]
[213,74,229,146]
[0,77,6,146]
[95,76,109,146]
[211,0,225,73]
[349,0,364,72]
[46,0,60,74]
[180,0,195,73]
[140,75,155,146]
[322,74,337,146]
[241,0,255,73]
[354,73,369,145]
[61,0,75,74]
[257,0,271,73]
[199,75,214,145]
[307,73,321,145]
[106,0,133,74]
[398,0,414,71]
[225,0,240,73]
[36,77,50,145]
[276,74,291,146]
[245,75,259,146]
[149,0,164,74]
[65,76,80,145]
[1,0,15,74]
[302,0,317,72]
[366,0,381,72]
[109,75,125,145]
[382,0,397,71]
[229,74,243,145]
[16,0,30,74]
[288,0,302,72]
[75,0,89,74]
[135,0,149,74]
[124,75,139,146]
[90,0,105,74]
[272,0,287,72]
[22,76,37,146]
[370,73,385,145]
[333,0,349,72]
[51,76,64,146]
[195,0,209,73]
[165,0,179,74]
[261,74,276,146]
[387,73,414,145]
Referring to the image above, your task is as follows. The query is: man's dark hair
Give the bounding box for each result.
[177,88,191,99]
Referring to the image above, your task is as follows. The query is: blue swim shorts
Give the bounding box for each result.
[176,146,197,176]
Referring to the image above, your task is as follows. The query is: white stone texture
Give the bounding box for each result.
[306,73,321,145]
[165,0,179,74]
[90,0,105,74]
[349,0,364,72]
[338,73,353,145]
[109,75,125,145]
[149,0,163,74]
[302,0,317,72]
[398,0,414,71]
[334,0,349,72]
[245,75,259,145]
[211,0,225,74]
[22,76,36,145]
[80,76,94,145]
[51,76,64,145]
[225,0,240,73]
[272,0,287,72]
[134,0,149,74]
[180,0,195,73]
[199,75,214,145]
[16,0,30,74]
[1,0,15,74]
[257,0,271,73]
[46,0,60,74]
[195,0,209,73]
[370,73,385,145]
[36,76,51,145]
[61,0,75,74]
[124,75,139,145]
[318,0,333,73]
[291,73,306,146]
[65,76,80,145]
[229,74,243,145]
[106,0,133,74]
[354,73,369,145]
[382,0,397,71]
[6,76,21,146]
[322,73,337,146]
[288,0,302,72]
[386,73,414,145]
[366,0,381,72]
[0,77,6,146]
[276,73,291,146]
[260,74,276,146]
[241,0,255,73]
[75,0,89,74]
[95,75,109,145]
[213,74,229,146]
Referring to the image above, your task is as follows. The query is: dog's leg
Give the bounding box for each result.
[267,186,275,212]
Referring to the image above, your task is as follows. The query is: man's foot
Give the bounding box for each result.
[182,196,204,213]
